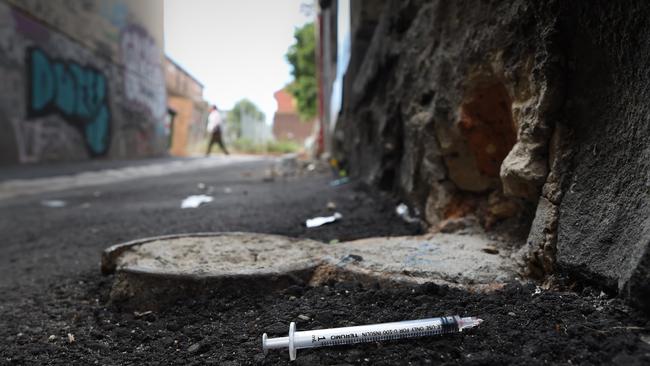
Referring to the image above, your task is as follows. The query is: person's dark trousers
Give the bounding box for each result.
[206,127,229,155]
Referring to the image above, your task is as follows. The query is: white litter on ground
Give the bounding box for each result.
[41,200,67,208]
[181,195,213,209]
[305,212,342,228]
[396,203,419,224]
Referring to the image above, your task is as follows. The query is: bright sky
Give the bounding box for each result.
[164,0,311,124]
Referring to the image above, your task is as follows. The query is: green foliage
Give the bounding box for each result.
[231,138,266,154]
[231,138,300,155]
[267,139,301,154]
[286,22,317,121]
[226,99,266,137]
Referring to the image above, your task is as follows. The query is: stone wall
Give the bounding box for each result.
[0,0,167,164]
[333,0,650,311]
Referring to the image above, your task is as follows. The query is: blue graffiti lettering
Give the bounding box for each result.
[27,48,110,156]
[30,49,54,111]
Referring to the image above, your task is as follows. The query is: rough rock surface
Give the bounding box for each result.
[334,0,650,310]
[335,0,559,228]
[554,1,650,312]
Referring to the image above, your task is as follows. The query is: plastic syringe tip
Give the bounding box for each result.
[457,316,483,331]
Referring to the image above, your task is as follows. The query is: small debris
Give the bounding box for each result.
[297,314,310,321]
[48,335,57,342]
[395,203,419,224]
[482,247,499,255]
[305,212,342,228]
[181,195,213,209]
[41,200,67,208]
[508,312,516,317]
[329,239,340,245]
[133,310,153,318]
[197,182,206,190]
[532,286,542,297]
[339,254,363,264]
[188,343,201,353]
[263,169,276,182]
[307,163,316,171]
[329,177,350,186]
[326,201,337,210]
[223,187,233,194]
[640,334,650,346]
[67,333,75,344]
[438,217,476,233]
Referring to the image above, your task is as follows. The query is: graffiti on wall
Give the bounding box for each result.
[121,25,166,119]
[99,1,129,29]
[26,47,111,155]
[11,117,87,162]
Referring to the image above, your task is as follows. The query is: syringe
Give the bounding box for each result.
[262,315,482,360]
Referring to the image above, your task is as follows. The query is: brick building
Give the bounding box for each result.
[165,57,209,157]
[272,89,315,144]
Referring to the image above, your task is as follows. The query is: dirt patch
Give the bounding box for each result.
[1,275,649,365]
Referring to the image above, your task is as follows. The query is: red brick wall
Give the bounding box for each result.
[272,89,315,143]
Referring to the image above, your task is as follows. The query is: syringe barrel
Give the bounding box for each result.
[292,316,459,350]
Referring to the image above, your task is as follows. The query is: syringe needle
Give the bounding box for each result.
[262,315,483,361]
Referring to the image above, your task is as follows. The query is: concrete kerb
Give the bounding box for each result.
[0,156,263,201]
[102,232,519,309]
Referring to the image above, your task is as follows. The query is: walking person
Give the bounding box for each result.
[206,105,229,155]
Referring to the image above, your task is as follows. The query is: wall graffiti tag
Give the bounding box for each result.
[121,25,166,119]
[26,47,111,156]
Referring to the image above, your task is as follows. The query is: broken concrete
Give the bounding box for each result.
[103,232,518,308]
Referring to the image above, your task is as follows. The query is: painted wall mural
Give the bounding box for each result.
[0,0,166,164]
[27,47,111,156]
[121,25,166,119]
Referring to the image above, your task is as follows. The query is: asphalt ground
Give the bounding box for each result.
[0,157,648,365]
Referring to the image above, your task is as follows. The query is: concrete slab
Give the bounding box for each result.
[103,232,519,308]
[329,234,517,285]
[104,233,325,278]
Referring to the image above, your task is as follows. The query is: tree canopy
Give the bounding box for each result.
[286,22,317,121]
[227,99,266,137]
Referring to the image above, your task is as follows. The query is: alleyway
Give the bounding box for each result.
[0,156,420,290]
[1,157,649,365]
